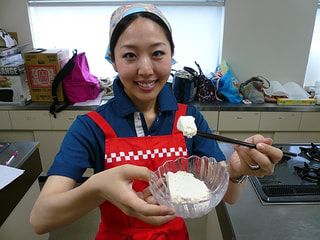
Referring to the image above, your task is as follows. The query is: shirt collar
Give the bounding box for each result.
[113,77,178,117]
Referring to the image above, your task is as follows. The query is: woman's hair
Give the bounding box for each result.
[109,12,175,63]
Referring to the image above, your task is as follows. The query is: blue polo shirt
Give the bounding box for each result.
[48,78,225,181]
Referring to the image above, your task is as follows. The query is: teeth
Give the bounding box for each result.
[137,81,155,88]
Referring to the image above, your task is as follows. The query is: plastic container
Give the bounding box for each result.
[149,155,229,218]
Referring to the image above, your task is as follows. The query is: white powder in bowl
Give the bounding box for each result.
[177,116,197,138]
[166,171,210,203]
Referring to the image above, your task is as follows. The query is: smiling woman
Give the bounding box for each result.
[28,3,284,239]
[111,16,173,109]
[27,0,224,79]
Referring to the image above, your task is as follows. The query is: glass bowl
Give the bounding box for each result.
[149,155,229,219]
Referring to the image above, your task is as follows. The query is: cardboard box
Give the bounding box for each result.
[24,48,69,102]
[0,61,31,105]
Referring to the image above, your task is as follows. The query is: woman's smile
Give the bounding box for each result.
[136,80,158,90]
[113,17,172,105]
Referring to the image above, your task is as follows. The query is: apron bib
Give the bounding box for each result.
[87,104,190,240]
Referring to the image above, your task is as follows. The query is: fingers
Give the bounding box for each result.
[232,135,283,177]
[243,134,273,147]
[256,143,283,164]
[134,201,175,217]
[137,188,158,205]
[137,212,176,226]
[121,194,176,225]
[141,188,159,205]
[105,164,176,226]
[235,145,274,174]
[120,165,151,182]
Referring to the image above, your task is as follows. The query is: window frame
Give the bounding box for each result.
[27,0,225,79]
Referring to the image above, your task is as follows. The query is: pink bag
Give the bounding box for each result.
[63,51,100,103]
[50,49,100,117]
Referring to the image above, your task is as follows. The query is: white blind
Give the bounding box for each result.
[27,1,224,79]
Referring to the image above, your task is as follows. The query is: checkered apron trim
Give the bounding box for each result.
[105,146,188,163]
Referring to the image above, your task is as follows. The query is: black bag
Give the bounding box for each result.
[194,61,217,103]
[172,66,198,103]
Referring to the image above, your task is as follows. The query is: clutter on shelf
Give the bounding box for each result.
[0,29,31,105]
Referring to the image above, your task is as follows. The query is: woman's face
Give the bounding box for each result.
[112,17,172,105]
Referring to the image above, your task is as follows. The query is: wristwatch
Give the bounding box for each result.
[229,175,248,184]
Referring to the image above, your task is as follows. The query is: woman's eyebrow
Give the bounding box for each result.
[120,42,168,50]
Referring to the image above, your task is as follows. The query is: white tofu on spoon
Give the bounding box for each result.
[177,116,197,138]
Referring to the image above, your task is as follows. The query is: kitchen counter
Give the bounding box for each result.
[2,99,320,176]
[0,141,48,239]
[0,102,98,111]
[217,143,320,240]
[192,100,320,112]
[1,99,320,112]
[0,141,42,226]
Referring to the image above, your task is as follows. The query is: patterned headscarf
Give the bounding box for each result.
[105,3,172,63]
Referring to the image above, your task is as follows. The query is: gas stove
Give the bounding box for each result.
[250,143,320,205]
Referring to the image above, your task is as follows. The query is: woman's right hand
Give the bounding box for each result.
[30,165,175,234]
[87,164,176,225]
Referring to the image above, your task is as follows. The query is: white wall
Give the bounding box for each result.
[0,0,318,85]
[222,0,318,84]
[0,0,33,52]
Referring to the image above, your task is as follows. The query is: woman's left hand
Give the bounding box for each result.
[228,134,283,178]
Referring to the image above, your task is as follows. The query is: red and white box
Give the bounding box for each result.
[24,48,69,102]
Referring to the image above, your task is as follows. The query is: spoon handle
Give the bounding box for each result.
[196,131,297,157]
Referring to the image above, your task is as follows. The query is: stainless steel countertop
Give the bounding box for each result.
[192,101,320,112]
[218,143,320,240]
[0,102,98,111]
[1,99,320,112]
[0,141,40,168]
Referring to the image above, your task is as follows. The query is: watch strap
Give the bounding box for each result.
[229,175,248,184]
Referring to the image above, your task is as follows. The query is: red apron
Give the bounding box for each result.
[87,104,190,240]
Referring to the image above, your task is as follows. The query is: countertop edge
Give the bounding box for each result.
[218,143,320,240]
[1,100,320,112]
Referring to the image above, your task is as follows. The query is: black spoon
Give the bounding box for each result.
[196,131,297,157]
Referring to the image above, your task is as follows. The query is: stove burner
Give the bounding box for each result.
[300,143,320,162]
[294,162,320,184]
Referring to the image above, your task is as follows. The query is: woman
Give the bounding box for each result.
[30,3,283,239]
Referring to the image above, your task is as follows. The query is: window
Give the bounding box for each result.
[27,1,224,79]
[304,2,320,87]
